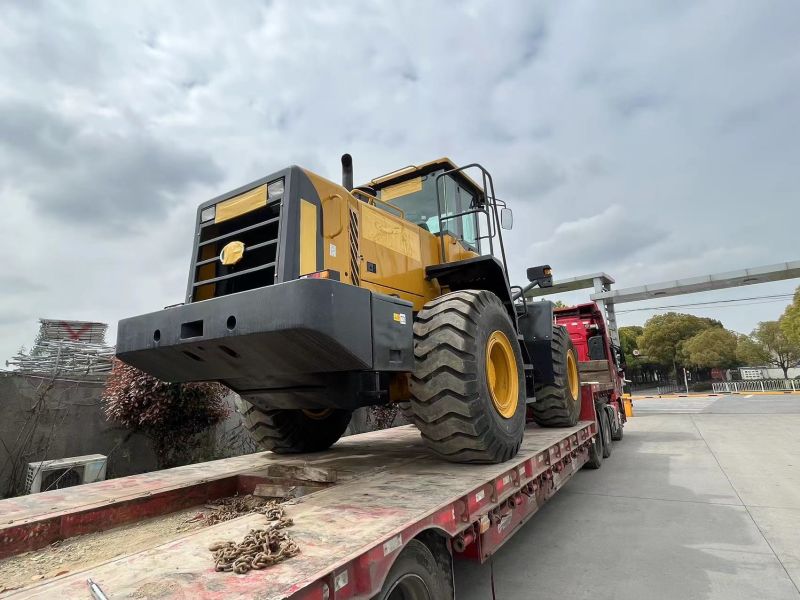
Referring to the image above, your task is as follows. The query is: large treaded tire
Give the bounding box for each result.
[529,326,581,427]
[408,290,526,464]
[235,397,352,454]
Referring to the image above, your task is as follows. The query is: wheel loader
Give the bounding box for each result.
[116,155,581,464]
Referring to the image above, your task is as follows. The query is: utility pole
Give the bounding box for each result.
[683,367,690,394]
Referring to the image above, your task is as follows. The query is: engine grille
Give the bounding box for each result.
[192,200,281,302]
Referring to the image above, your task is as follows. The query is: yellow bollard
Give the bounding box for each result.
[622,393,634,418]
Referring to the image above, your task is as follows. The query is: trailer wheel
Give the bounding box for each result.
[584,418,603,470]
[529,326,581,427]
[409,290,526,464]
[236,397,351,453]
[600,409,613,459]
[372,539,451,600]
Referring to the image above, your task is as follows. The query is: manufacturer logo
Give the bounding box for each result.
[220,241,245,266]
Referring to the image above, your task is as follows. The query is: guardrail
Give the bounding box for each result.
[712,379,799,393]
[656,384,681,395]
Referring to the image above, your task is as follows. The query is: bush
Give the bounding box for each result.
[103,359,230,468]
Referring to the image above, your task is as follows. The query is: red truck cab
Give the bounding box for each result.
[554,302,627,443]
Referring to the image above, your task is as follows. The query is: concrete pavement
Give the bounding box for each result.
[454,394,800,599]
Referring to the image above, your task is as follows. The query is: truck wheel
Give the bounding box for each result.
[600,409,613,458]
[236,397,352,453]
[611,404,624,441]
[372,539,451,600]
[409,290,526,464]
[584,418,603,470]
[529,326,581,427]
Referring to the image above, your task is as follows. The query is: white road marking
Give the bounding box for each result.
[743,394,753,398]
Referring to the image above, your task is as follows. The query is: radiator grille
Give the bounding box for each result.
[192,201,281,301]
[349,207,360,286]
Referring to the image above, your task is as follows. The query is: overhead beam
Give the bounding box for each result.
[524,272,614,299]
[590,260,800,304]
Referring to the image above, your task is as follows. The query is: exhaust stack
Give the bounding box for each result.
[341,153,353,191]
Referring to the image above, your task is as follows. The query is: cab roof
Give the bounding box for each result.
[366,157,485,195]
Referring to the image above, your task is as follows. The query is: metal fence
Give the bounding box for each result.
[656,383,682,395]
[712,379,799,393]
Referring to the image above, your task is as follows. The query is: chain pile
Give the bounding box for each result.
[200,494,281,526]
[208,503,300,574]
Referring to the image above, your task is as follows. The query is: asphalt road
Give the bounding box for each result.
[454,394,800,600]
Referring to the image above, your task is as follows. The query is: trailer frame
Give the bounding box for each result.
[1,388,602,600]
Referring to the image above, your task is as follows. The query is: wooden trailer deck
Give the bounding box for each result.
[0,422,594,599]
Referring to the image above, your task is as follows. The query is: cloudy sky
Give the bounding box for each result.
[1,0,798,363]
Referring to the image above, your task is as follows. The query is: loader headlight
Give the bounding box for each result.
[200,205,216,223]
[267,178,285,199]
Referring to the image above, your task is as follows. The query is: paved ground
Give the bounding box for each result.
[454,394,800,599]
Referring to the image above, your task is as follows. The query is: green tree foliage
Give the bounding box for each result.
[737,320,800,378]
[619,325,643,366]
[637,312,723,368]
[780,286,800,348]
[104,359,230,468]
[683,328,739,368]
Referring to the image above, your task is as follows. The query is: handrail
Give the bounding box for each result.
[351,188,406,219]
[433,164,509,283]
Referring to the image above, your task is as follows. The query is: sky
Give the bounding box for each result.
[1,0,799,363]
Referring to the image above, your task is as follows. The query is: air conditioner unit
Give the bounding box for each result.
[25,454,107,494]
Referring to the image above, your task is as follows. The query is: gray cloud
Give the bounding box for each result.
[526,205,666,273]
[0,101,223,229]
[0,0,798,362]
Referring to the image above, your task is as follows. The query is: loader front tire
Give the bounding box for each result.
[236,397,352,454]
[529,326,582,427]
[409,290,526,464]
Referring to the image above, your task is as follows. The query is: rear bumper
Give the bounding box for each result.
[116,279,413,391]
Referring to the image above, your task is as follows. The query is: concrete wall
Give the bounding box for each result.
[0,372,409,497]
[0,373,158,497]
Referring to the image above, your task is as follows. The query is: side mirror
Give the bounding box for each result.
[527,265,553,288]
[500,208,513,230]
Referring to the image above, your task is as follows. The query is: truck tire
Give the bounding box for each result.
[371,539,452,600]
[600,409,613,458]
[236,397,352,453]
[584,420,603,470]
[529,326,581,428]
[611,403,624,441]
[408,290,526,464]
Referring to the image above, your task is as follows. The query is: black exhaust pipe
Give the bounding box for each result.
[341,153,353,191]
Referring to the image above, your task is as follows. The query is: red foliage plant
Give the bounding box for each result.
[103,359,230,467]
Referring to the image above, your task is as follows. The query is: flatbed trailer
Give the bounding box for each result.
[0,405,602,599]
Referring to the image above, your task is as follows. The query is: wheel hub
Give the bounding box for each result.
[566,349,579,399]
[485,330,518,419]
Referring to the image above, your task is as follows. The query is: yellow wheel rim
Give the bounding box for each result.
[566,349,579,399]
[485,330,519,419]
[302,408,333,420]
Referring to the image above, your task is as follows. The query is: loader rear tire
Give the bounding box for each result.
[529,326,582,428]
[408,290,526,464]
[236,397,351,454]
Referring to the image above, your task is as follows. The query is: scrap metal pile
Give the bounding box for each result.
[6,319,114,376]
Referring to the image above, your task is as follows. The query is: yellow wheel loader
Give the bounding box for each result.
[117,155,581,464]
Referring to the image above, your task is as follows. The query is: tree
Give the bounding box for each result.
[104,359,230,468]
[638,313,722,371]
[781,286,800,348]
[618,325,643,367]
[737,321,800,378]
[683,328,739,369]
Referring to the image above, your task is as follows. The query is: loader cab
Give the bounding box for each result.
[369,159,484,253]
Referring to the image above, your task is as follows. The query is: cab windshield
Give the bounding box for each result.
[376,170,480,251]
